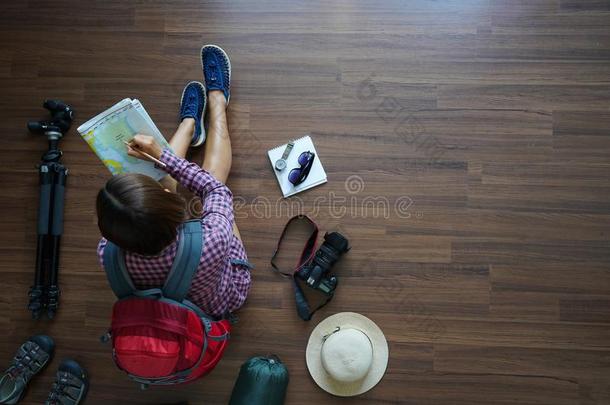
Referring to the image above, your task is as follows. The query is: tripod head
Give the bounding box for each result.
[28,99,75,140]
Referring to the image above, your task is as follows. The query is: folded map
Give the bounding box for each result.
[77,99,171,180]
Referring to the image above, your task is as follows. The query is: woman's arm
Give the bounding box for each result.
[125,134,234,270]
[159,149,234,271]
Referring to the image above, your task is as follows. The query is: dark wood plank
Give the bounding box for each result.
[0,0,609,404]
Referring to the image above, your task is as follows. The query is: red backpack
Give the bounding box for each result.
[101,220,230,388]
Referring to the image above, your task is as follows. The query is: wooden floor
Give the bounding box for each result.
[1,1,610,404]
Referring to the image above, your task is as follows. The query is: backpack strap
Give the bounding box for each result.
[162,219,204,302]
[102,241,137,299]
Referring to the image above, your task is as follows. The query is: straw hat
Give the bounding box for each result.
[305,312,389,397]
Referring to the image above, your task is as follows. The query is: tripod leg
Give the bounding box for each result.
[47,163,68,318]
[46,164,67,319]
[30,164,52,319]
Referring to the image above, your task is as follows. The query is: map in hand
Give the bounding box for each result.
[78,99,171,181]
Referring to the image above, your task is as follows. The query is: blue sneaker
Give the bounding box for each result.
[200,44,231,106]
[179,81,206,146]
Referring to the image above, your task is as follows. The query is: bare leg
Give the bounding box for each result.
[202,91,232,183]
[159,118,195,192]
[204,91,241,240]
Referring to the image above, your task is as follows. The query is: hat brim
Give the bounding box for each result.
[306,312,389,397]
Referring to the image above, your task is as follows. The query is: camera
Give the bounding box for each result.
[295,232,350,295]
[271,215,350,321]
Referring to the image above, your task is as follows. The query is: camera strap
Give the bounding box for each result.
[270,215,335,321]
[271,215,319,277]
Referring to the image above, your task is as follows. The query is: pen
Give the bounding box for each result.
[123,140,167,168]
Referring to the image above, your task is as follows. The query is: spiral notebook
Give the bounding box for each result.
[267,135,327,198]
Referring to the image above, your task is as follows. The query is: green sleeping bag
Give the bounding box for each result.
[229,356,289,405]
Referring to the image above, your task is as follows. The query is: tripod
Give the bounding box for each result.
[28,100,75,319]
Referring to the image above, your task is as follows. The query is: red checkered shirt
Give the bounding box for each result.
[98,149,251,317]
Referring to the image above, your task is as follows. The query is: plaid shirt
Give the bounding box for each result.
[98,149,251,317]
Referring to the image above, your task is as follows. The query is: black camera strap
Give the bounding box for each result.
[271,215,319,277]
[270,215,335,321]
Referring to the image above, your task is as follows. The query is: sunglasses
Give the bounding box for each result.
[288,151,315,186]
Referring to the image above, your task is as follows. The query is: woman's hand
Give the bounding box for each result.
[126,134,163,160]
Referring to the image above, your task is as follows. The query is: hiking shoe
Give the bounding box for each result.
[0,335,55,404]
[200,44,231,105]
[45,359,88,405]
[179,81,207,146]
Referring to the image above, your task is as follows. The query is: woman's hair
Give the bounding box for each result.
[96,174,186,255]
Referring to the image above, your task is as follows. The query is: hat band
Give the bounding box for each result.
[321,326,373,347]
[322,326,341,342]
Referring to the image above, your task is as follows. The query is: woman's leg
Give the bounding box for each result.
[203,91,242,240]
[202,91,231,183]
[162,91,240,237]
[159,118,195,192]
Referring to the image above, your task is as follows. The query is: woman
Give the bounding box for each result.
[96,45,251,318]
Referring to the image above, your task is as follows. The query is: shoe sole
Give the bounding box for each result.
[200,44,232,106]
[180,80,207,147]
